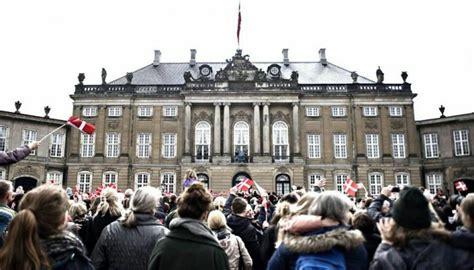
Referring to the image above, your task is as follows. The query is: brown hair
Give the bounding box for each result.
[385,218,450,248]
[0,184,69,270]
[231,197,247,214]
[460,193,474,230]
[177,182,212,220]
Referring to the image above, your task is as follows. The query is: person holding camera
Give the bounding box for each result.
[367,185,397,223]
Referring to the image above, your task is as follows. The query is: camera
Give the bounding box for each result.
[391,186,400,193]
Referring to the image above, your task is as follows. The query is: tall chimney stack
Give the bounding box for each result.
[153,50,161,67]
[319,48,327,66]
[282,48,289,66]
[190,49,197,67]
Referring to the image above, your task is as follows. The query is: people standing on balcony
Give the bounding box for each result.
[0,141,39,166]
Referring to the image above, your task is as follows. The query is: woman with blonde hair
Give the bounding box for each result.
[0,184,94,270]
[208,210,253,270]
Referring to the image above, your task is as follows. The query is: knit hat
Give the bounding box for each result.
[391,187,432,229]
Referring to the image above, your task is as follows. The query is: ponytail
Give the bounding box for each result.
[121,210,137,228]
[0,209,49,270]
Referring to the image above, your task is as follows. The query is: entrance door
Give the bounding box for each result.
[14,177,38,193]
[232,172,251,187]
[197,173,209,189]
[275,174,291,195]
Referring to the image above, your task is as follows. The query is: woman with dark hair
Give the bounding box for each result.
[148,182,230,270]
[0,184,93,270]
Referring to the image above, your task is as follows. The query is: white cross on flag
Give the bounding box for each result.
[455,180,468,192]
[68,116,96,135]
[343,178,358,197]
[236,178,254,192]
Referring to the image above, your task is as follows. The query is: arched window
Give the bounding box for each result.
[368,172,384,195]
[232,172,251,187]
[335,174,348,193]
[77,171,92,193]
[234,121,249,162]
[272,121,289,161]
[135,172,150,189]
[197,173,209,189]
[195,121,211,161]
[103,171,118,187]
[161,172,176,194]
[426,173,442,195]
[276,174,291,195]
[47,171,63,186]
[395,173,410,189]
[308,173,322,192]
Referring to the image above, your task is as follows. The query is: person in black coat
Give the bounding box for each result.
[352,212,381,263]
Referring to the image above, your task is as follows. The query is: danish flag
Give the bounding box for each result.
[236,178,254,192]
[343,178,359,197]
[68,116,96,135]
[455,180,468,192]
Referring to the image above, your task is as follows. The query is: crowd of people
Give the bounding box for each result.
[1,144,474,269]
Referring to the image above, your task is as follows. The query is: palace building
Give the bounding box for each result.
[66,48,422,195]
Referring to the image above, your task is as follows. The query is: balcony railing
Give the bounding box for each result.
[272,155,292,163]
[75,84,183,94]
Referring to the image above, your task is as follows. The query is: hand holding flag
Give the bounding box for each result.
[343,178,359,197]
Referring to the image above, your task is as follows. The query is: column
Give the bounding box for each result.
[292,102,300,154]
[184,102,191,154]
[253,102,261,155]
[262,102,270,154]
[223,103,230,155]
[214,103,221,155]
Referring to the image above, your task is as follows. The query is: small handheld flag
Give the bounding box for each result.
[68,116,96,135]
[455,180,468,192]
[343,178,359,197]
[236,178,254,192]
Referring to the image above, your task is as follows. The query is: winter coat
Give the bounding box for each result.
[261,224,278,269]
[450,227,474,251]
[41,231,94,270]
[367,194,392,222]
[227,214,264,270]
[0,145,31,165]
[361,231,381,263]
[0,204,15,247]
[267,226,368,270]
[86,211,121,255]
[148,218,230,270]
[214,228,253,270]
[370,240,474,270]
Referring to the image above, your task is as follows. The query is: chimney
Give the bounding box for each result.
[319,48,327,66]
[153,50,161,67]
[282,48,289,66]
[190,49,197,67]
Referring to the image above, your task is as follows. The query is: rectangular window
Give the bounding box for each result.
[106,133,120,158]
[0,126,9,151]
[103,172,118,187]
[82,106,97,117]
[162,134,176,158]
[424,133,439,158]
[50,133,65,158]
[306,106,320,117]
[163,106,178,117]
[366,134,380,158]
[0,169,6,180]
[137,133,152,158]
[389,106,403,117]
[308,174,322,191]
[335,174,347,193]
[161,173,176,193]
[81,134,95,157]
[22,129,37,155]
[392,134,406,158]
[135,173,150,189]
[453,130,470,156]
[396,173,410,188]
[138,106,153,117]
[426,173,442,195]
[369,173,383,195]
[108,106,122,117]
[363,106,378,116]
[331,106,346,117]
[47,171,63,186]
[334,134,347,159]
[77,172,92,193]
[307,134,321,159]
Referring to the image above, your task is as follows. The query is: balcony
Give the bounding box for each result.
[272,155,292,163]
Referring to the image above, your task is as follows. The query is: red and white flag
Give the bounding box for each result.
[237,2,242,46]
[455,180,468,192]
[236,178,254,192]
[343,178,359,197]
[68,116,96,135]
[95,184,104,196]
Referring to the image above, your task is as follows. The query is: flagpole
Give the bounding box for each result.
[38,123,67,144]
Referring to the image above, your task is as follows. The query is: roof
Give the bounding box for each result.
[0,110,67,125]
[416,112,474,126]
[109,61,375,85]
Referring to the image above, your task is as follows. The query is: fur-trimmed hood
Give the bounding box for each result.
[283,227,365,253]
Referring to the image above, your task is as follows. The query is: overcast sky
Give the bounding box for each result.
[1,0,472,121]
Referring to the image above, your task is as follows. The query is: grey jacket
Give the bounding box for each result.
[0,145,31,166]
[91,214,169,270]
[214,228,253,270]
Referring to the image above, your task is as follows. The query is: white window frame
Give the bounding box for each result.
[307,134,321,159]
[426,173,442,195]
[82,106,98,117]
[77,171,92,193]
[395,173,410,189]
[106,132,120,158]
[163,106,178,117]
[308,174,322,191]
[162,133,177,158]
[334,134,347,159]
[47,171,63,186]
[138,106,153,117]
[453,129,470,156]
[22,129,38,155]
[80,133,95,158]
[366,134,380,158]
[363,106,378,117]
[389,106,403,117]
[368,172,384,195]
[0,126,8,152]
[306,106,320,117]
[424,133,439,158]
[331,106,346,117]
[0,168,6,180]
[335,174,348,193]
[392,134,406,158]
[273,121,289,161]
[195,121,211,161]
[234,121,250,160]
[136,133,152,158]
[135,172,150,189]
[161,172,176,194]
[108,106,122,117]
[103,171,118,187]
[50,133,65,158]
